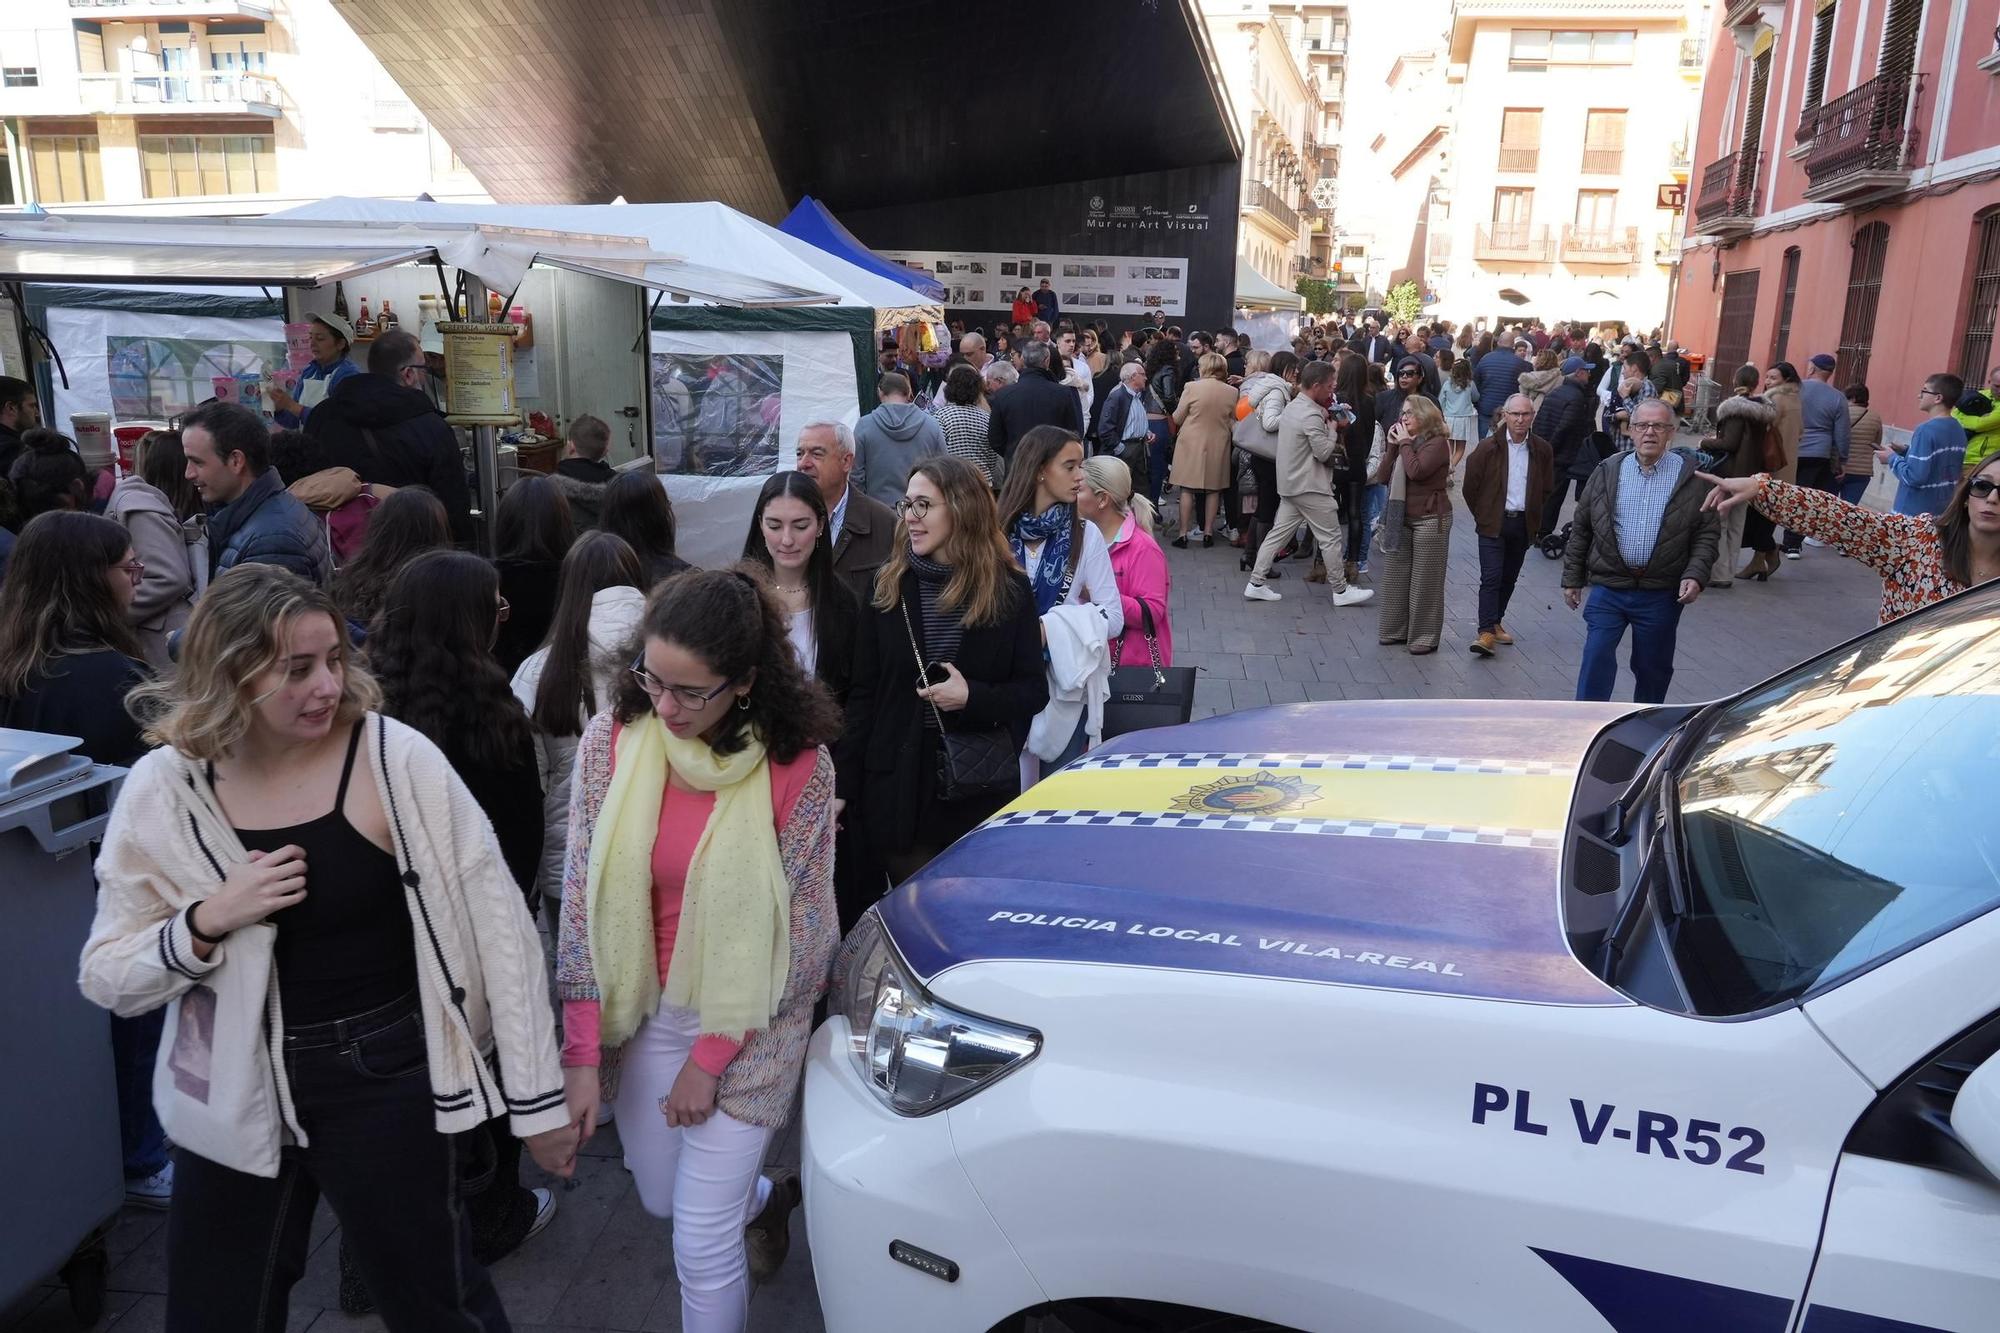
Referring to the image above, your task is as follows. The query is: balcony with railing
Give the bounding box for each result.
[1243,180,1300,235]
[1693,149,1758,233]
[1679,35,1706,79]
[1561,225,1640,265]
[1667,139,1691,179]
[1797,72,1923,203]
[1474,223,1555,264]
[1497,144,1538,173]
[1580,146,1623,175]
[1654,219,1686,265]
[68,0,273,17]
[75,69,281,116]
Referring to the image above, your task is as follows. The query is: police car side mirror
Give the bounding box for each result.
[1951,1055,2000,1182]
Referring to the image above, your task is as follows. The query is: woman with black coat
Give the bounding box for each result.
[601,469,693,590]
[840,455,1047,886]
[492,476,574,673]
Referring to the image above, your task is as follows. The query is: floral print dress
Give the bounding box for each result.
[1753,476,1961,623]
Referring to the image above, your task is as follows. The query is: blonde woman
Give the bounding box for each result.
[1168,351,1239,546]
[79,563,575,1332]
[1079,454,1173,667]
[558,568,842,1328]
[1373,394,1456,654]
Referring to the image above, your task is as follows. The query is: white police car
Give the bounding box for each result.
[802,585,2000,1332]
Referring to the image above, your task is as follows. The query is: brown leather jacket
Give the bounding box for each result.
[1373,431,1454,521]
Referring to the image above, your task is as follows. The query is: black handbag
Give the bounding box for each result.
[900,601,1018,803]
[1101,603,1198,740]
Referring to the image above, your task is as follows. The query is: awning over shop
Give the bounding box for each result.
[0,211,841,308]
[1235,257,1303,312]
[777,196,948,302]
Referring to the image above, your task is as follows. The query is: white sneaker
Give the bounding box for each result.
[126,1160,174,1210]
[1805,537,1826,548]
[1331,585,1375,607]
[1222,525,1241,542]
[1188,527,1206,542]
[1243,580,1282,602]
[525,1187,559,1241]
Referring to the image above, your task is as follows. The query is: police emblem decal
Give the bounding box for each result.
[1168,771,1321,816]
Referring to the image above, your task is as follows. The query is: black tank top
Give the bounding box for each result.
[228,721,418,1025]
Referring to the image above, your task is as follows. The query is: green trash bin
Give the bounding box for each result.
[0,728,127,1326]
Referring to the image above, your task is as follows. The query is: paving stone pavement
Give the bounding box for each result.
[3,490,1885,1333]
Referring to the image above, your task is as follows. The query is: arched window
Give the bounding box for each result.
[1958,206,2000,386]
[1836,222,1889,388]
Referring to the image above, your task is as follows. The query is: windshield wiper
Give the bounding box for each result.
[1601,702,1718,844]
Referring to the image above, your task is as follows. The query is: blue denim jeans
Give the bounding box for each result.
[1576,586,1684,704]
[1360,483,1388,570]
[112,1008,169,1178]
[1147,433,1171,509]
[1840,473,1871,505]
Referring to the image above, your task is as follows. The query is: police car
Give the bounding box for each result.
[802,585,2000,1333]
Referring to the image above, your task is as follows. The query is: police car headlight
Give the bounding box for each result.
[835,913,1041,1116]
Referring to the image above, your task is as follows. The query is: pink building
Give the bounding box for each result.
[1671,0,2000,442]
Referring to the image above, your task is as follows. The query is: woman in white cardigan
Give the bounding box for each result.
[79,562,576,1333]
[509,530,649,911]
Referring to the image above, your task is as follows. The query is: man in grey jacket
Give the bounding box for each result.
[1243,360,1374,608]
[1784,352,1852,556]
[851,371,945,510]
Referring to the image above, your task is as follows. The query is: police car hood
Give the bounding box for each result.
[878,701,1633,1007]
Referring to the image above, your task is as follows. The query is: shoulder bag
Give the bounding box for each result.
[1231,392,1279,461]
[900,599,1017,803]
[1101,602,1198,740]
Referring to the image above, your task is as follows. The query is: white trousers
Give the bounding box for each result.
[616,1000,775,1333]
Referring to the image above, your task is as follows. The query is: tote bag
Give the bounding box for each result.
[1102,603,1198,740]
[152,920,286,1177]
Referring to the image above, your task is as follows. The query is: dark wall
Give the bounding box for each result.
[840,161,1244,333]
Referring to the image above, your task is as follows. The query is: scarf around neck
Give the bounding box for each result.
[584,712,791,1045]
[1011,502,1076,615]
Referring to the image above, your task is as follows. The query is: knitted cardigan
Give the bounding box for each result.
[554,709,838,1128]
[79,712,570,1171]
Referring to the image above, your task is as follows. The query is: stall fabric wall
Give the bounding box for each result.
[648,326,861,570]
[30,286,284,441]
[838,162,1244,333]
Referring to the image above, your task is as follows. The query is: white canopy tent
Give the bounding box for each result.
[1234,257,1304,312]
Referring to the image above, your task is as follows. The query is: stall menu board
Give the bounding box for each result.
[877,250,1189,318]
[440,322,517,423]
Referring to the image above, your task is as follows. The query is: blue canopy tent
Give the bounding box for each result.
[778,196,948,303]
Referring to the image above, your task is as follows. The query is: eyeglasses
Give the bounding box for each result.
[629,656,737,710]
[1918,389,1940,399]
[1969,477,2000,501]
[1632,422,1675,434]
[119,558,145,579]
[893,496,936,520]
[404,361,429,377]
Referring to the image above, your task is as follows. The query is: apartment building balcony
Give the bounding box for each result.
[1667,140,1691,179]
[1580,147,1623,175]
[1497,145,1539,173]
[1474,223,1554,264]
[1679,35,1706,80]
[1654,220,1686,265]
[1426,230,1452,270]
[67,0,274,18]
[1243,180,1300,236]
[1797,72,1923,205]
[1693,149,1758,235]
[75,69,281,117]
[1560,225,1640,265]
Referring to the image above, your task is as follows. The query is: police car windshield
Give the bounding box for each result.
[1667,592,2000,1015]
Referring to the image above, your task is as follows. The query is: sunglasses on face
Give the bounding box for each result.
[1970,478,2000,501]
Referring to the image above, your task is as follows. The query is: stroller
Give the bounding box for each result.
[1538,521,1570,560]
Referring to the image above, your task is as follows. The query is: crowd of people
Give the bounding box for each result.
[4,289,1998,1331]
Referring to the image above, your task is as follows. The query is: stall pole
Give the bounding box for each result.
[459,276,500,557]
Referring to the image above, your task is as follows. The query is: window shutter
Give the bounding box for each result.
[1802,3,1836,111]
[1878,0,1920,80]
[1957,210,2000,386]
[1837,223,1891,388]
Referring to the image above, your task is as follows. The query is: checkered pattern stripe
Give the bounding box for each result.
[1071,751,1574,778]
[985,808,1559,849]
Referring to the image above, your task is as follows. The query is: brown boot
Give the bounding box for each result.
[745,1169,802,1283]
[1470,631,1497,657]
[1305,559,1328,584]
[1492,623,1515,646]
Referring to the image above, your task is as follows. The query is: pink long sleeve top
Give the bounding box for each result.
[560,728,820,1077]
[1106,513,1173,667]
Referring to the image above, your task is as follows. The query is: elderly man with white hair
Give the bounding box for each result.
[1093,359,1160,501]
[1461,394,1554,657]
[957,330,991,373]
[794,418,897,595]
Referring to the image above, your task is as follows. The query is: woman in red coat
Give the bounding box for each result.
[1010,287,1037,329]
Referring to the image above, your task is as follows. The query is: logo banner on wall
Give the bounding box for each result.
[877,249,1190,317]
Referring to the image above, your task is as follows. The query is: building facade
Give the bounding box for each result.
[0,0,483,213]
[1428,0,1706,329]
[1673,0,2000,441]
[1204,1,1321,293]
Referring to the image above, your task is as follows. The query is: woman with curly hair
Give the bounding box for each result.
[558,567,843,1326]
[353,548,554,1310]
[331,486,451,631]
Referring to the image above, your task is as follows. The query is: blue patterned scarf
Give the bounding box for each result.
[1010,503,1076,615]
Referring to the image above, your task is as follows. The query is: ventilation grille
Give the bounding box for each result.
[1571,837,1624,897]
[1589,741,1645,785]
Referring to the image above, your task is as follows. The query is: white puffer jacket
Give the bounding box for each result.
[509,584,646,905]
